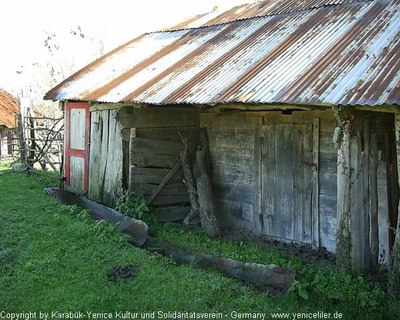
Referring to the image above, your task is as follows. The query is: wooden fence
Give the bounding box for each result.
[13,114,64,171]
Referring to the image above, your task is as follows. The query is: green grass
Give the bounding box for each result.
[0,160,399,319]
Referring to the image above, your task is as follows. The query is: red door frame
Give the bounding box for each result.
[65,101,90,191]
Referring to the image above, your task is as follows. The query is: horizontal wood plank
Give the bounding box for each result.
[208,129,255,150]
[214,199,254,225]
[131,138,183,156]
[201,110,336,132]
[201,112,262,130]
[131,168,183,185]
[131,152,180,169]
[136,127,197,142]
[319,195,337,252]
[319,151,337,174]
[155,206,191,222]
[149,194,190,206]
[319,172,337,197]
[131,183,188,196]
[118,107,199,129]
[213,182,254,205]
[319,132,337,153]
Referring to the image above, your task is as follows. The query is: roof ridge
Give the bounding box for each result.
[147,0,375,34]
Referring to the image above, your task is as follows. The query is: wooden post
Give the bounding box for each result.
[389,114,400,294]
[335,110,376,274]
[336,119,352,273]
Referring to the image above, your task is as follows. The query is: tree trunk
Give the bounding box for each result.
[194,128,220,237]
[335,118,352,273]
[389,114,400,294]
[179,131,200,225]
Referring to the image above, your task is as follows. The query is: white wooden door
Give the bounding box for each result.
[65,102,90,194]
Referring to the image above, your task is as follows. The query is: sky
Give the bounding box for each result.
[0,0,246,96]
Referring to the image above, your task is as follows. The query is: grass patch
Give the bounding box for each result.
[1,160,399,319]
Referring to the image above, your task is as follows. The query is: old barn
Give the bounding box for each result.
[0,88,19,158]
[45,0,400,273]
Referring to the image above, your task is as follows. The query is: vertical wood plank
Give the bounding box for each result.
[103,110,123,207]
[386,129,400,253]
[88,111,101,200]
[253,125,263,234]
[89,110,109,201]
[293,124,313,243]
[370,132,379,267]
[275,124,294,240]
[312,118,320,248]
[262,125,276,236]
[350,122,369,273]
[363,119,371,269]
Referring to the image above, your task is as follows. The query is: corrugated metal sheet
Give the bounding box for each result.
[201,0,372,26]
[45,0,400,107]
[0,88,19,128]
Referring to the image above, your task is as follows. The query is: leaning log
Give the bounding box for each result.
[146,237,295,289]
[179,131,200,225]
[194,128,220,237]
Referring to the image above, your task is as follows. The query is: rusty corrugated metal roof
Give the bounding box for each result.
[0,88,19,128]
[45,0,400,107]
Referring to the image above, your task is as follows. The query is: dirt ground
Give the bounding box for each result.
[220,226,337,267]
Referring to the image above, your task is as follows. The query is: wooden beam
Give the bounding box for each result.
[355,105,400,114]
[90,102,138,112]
[208,103,331,112]
[117,107,199,129]
[146,158,183,205]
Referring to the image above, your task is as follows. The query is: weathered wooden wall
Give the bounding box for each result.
[201,112,261,230]
[88,109,123,207]
[117,107,199,219]
[131,129,191,207]
[201,109,392,255]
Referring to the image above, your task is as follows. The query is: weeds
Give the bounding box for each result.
[115,190,155,224]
